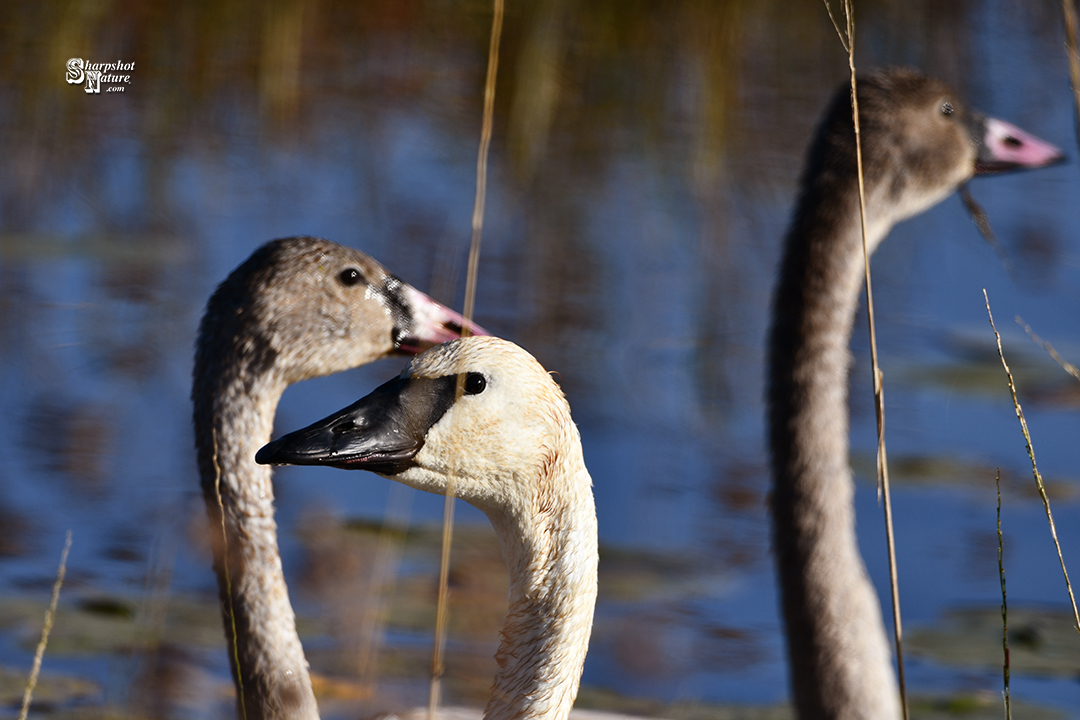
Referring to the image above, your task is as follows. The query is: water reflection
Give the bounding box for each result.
[23,397,115,495]
[1,0,1079,718]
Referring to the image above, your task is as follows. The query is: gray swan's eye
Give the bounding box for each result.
[338,268,364,286]
[464,372,486,395]
[940,101,954,116]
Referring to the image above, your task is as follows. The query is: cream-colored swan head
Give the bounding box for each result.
[194,236,484,389]
[256,336,586,518]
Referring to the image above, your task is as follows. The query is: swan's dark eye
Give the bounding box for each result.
[463,372,486,395]
[940,101,954,116]
[338,268,364,287]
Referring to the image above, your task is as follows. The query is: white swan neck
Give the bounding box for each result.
[482,463,598,720]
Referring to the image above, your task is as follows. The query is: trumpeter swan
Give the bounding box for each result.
[256,336,598,720]
[767,68,1062,719]
[193,236,482,720]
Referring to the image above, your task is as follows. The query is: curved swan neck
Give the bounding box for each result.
[769,189,890,496]
[194,354,321,720]
[481,459,598,720]
[195,360,283,496]
[767,162,902,720]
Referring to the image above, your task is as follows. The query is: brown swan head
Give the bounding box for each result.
[194,236,485,389]
[799,67,1062,231]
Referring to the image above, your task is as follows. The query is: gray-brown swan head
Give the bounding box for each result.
[801,67,1062,231]
[194,236,486,389]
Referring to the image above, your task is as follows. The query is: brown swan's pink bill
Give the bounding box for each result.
[396,282,488,353]
[976,117,1064,174]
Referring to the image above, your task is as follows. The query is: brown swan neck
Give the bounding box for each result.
[193,348,320,720]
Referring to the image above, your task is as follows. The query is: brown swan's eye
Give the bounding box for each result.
[338,268,364,286]
[940,101,954,116]
[464,372,486,395]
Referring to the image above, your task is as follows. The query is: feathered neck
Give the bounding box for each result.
[767,179,902,719]
[481,449,598,720]
[193,339,321,720]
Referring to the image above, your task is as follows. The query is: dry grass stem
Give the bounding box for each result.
[1061,0,1080,153]
[835,1,909,716]
[428,478,456,720]
[1016,316,1080,382]
[462,0,504,330]
[212,430,247,719]
[19,530,73,720]
[959,186,1015,277]
[357,486,413,688]
[996,470,1011,720]
[430,0,505,716]
[984,289,1080,635]
[821,0,849,52]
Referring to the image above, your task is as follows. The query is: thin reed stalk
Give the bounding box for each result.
[825,1,909,715]
[996,470,1011,720]
[984,289,1080,634]
[959,186,1014,277]
[1017,316,1080,382]
[462,0,504,330]
[212,430,247,720]
[19,530,73,720]
[358,485,413,689]
[429,1,505,717]
[1061,0,1080,153]
[427,478,455,720]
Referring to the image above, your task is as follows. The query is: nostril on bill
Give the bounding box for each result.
[332,421,358,435]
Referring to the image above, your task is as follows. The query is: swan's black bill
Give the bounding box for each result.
[256,373,459,475]
[974,116,1064,174]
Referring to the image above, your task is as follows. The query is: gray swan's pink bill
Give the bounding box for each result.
[395,281,487,353]
[975,116,1063,174]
